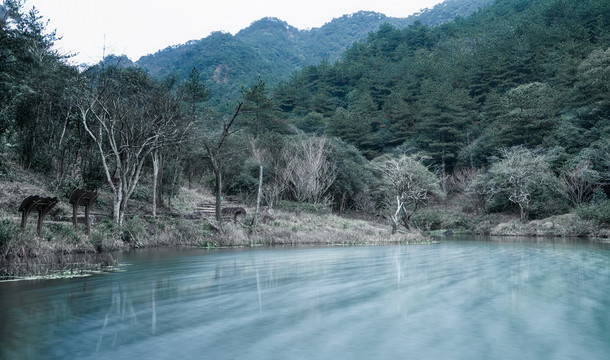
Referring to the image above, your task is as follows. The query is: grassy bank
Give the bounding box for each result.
[2,165,607,279]
[0,210,431,279]
[0,177,433,279]
[411,207,609,241]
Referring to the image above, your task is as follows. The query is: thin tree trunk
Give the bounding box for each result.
[152,149,160,217]
[339,192,346,214]
[213,159,223,225]
[252,165,263,236]
[113,188,122,227]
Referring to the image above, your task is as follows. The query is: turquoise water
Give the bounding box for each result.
[1,238,609,359]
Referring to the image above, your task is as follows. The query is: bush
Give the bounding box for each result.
[528,186,571,220]
[0,158,14,180]
[47,224,81,243]
[278,200,332,215]
[131,185,152,202]
[53,176,81,199]
[411,210,470,231]
[576,201,610,226]
[0,219,18,247]
[122,215,148,246]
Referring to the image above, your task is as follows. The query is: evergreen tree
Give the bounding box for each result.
[415,80,476,171]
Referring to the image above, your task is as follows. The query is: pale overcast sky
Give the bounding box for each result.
[23,0,445,65]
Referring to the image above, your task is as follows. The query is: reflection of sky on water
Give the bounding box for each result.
[1,239,609,360]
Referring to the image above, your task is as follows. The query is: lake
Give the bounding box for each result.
[1,237,609,359]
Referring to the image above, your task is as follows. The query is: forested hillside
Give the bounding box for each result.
[1,0,609,242]
[275,0,610,169]
[137,0,493,109]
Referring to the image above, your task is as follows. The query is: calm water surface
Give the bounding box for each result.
[1,237,610,360]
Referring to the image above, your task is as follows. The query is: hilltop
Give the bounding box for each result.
[136,0,494,108]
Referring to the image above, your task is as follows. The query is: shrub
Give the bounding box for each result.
[576,201,610,226]
[53,176,81,199]
[48,224,81,243]
[411,210,470,231]
[528,185,571,220]
[0,219,18,247]
[278,200,332,215]
[0,159,14,180]
[122,215,148,246]
[131,185,152,202]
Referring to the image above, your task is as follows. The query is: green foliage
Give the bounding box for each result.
[0,219,18,247]
[52,176,81,200]
[411,210,470,231]
[131,185,152,202]
[278,200,332,215]
[0,157,14,180]
[122,215,148,246]
[1,0,80,176]
[272,0,610,172]
[372,154,442,231]
[576,200,610,226]
[81,155,106,191]
[137,4,487,109]
[491,82,560,149]
[241,78,289,135]
[485,147,566,221]
[325,138,374,211]
[47,224,81,244]
[294,112,326,135]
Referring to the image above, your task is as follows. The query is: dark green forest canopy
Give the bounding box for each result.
[274,0,610,170]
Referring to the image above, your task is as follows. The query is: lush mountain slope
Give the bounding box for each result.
[273,0,610,168]
[137,0,494,109]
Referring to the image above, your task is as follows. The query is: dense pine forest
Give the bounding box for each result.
[1,0,610,259]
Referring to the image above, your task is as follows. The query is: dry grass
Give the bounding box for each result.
[245,209,433,247]
[489,213,601,238]
[0,229,117,279]
[0,173,434,278]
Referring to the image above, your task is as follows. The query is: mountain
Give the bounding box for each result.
[273,0,610,166]
[136,0,494,108]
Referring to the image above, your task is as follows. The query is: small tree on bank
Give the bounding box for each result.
[285,135,337,206]
[486,147,562,222]
[373,154,441,233]
[201,103,242,226]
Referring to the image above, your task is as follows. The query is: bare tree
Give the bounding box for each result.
[450,167,486,214]
[249,136,290,209]
[201,103,242,226]
[373,154,442,233]
[486,147,561,222]
[77,67,186,226]
[285,136,337,205]
[562,160,602,206]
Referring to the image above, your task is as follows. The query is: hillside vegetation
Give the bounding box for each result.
[137,0,493,109]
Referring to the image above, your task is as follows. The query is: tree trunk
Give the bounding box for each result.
[119,195,128,228]
[339,192,346,214]
[152,149,160,217]
[391,222,398,235]
[113,189,122,227]
[212,159,223,225]
[519,204,528,223]
[251,165,263,236]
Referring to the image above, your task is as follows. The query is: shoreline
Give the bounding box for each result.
[2,212,607,281]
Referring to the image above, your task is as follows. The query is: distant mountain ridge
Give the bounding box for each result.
[136,0,494,107]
